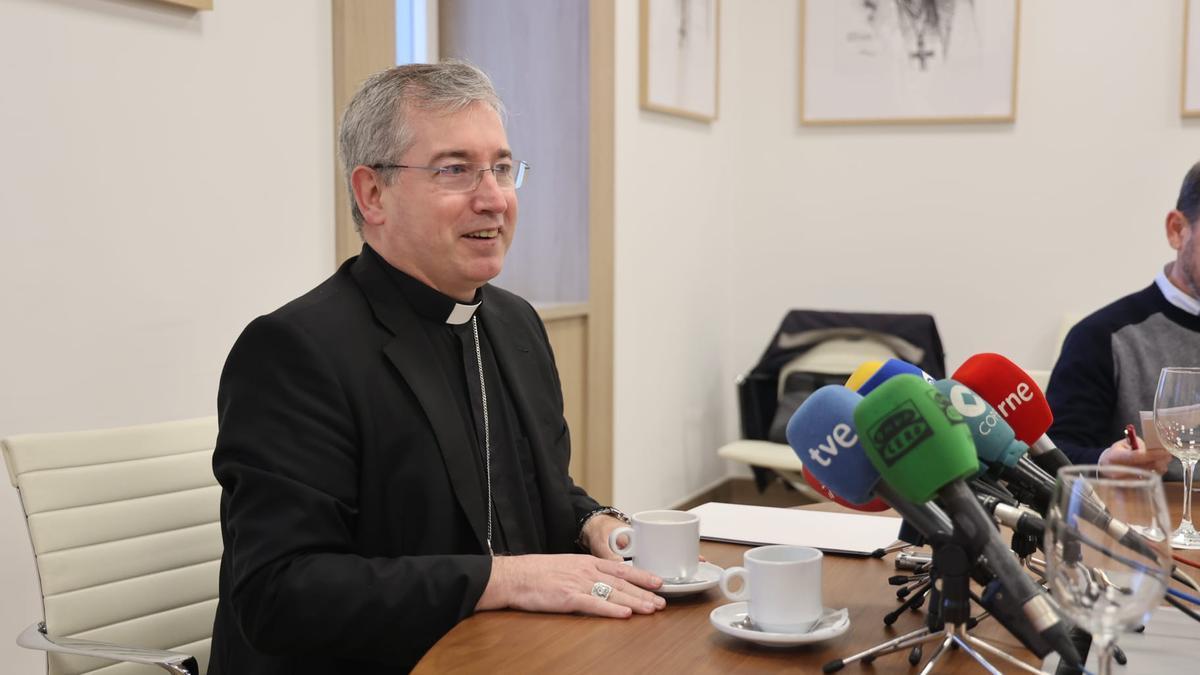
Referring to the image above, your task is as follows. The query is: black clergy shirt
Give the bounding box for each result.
[368,244,548,554]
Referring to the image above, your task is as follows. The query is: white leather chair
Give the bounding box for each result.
[720,337,900,501]
[2,417,221,675]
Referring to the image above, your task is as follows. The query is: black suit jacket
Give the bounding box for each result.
[208,249,600,673]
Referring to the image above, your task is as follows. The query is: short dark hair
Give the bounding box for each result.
[1177,161,1200,225]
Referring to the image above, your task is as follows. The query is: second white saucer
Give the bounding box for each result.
[709,603,851,647]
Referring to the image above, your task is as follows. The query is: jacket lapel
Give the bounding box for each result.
[479,300,578,550]
[350,252,489,551]
[478,301,543,439]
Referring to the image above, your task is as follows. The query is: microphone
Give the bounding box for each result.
[787,386,1076,662]
[854,375,1081,668]
[952,353,1072,475]
[976,493,1045,539]
[785,385,954,541]
[802,465,890,512]
[951,356,1162,560]
[846,358,934,395]
[933,378,1054,514]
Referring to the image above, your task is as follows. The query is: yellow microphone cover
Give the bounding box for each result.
[845,361,884,392]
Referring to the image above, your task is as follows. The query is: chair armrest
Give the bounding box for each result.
[717,440,805,472]
[18,622,198,675]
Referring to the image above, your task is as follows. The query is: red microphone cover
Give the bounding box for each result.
[802,465,890,512]
[952,353,1054,445]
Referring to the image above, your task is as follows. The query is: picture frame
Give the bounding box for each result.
[149,0,212,9]
[800,0,1020,125]
[639,0,720,122]
[1184,0,1200,117]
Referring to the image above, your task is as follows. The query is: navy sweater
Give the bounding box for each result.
[1046,283,1200,479]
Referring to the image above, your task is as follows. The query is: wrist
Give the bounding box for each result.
[575,506,630,552]
[476,555,511,611]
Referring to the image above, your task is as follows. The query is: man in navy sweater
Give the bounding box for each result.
[1046,162,1200,479]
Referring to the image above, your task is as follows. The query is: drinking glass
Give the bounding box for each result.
[1045,466,1170,675]
[1153,367,1200,549]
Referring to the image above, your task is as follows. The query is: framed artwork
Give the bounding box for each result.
[640,0,720,122]
[1185,0,1200,117]
[149,0,212,9]
[801,0,1020,125]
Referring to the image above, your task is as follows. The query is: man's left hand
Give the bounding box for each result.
[581,515,627,561]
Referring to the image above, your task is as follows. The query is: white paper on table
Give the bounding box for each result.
[1140,410,1165,449]
[688,502,902,557]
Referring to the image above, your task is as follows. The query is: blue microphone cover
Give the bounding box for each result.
[786,385,880,505]
[933,379,1028,468]
[855,358,933,395]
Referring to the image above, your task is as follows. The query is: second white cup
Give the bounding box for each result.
[719,544,824,633]
[608,509,700,583]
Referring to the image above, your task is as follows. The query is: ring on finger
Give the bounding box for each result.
[590,581,614,601]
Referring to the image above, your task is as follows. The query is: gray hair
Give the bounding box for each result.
[338,60,505,232]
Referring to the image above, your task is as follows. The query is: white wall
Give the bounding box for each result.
[611,0,739,512]
[0,0,333,671]
[612,0,1200,513]
[4,0,1200,666]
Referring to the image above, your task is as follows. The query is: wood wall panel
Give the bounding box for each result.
[332,0,396,266]
[585,0,615,505]
[541,311,589,489]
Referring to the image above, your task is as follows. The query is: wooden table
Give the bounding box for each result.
[416,491,1200,674]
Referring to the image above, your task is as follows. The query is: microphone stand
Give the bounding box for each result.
[1011,530,1045,581]
[823,529,1045,674]
[887,551,932,622]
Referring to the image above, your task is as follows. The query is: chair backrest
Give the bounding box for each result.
[2,417,221,675]
[776,336,899,388]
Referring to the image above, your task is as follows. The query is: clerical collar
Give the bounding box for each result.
[1156,263,1200,316]
[366,244,483,324]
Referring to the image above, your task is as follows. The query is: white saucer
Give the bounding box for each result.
[623,561,723,596]
[709,603,850,647]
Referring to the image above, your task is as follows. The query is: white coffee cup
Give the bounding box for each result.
[719,545,823,633]
[608,510,700,583]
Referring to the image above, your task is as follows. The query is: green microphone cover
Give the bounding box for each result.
[854,374,980,504]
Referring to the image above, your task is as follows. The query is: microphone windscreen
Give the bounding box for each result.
[848,358,930,395]
[952,353,1054,445]
[844,361,885,392]
[854,375,979,504]
[785,385,880,505]
[802,465,890,511]
[933,379,1029,468]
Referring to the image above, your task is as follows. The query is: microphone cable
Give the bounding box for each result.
[1173,553,1200,571]
[1166,587,1200,606]
[1172,566,1200,592]
[1165,594,1200,622]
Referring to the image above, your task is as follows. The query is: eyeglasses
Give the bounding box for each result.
[369,160,530,192]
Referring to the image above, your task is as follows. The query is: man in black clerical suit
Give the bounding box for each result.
[208,62,664,674]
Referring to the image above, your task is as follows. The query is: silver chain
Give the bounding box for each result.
[471,316,493,555]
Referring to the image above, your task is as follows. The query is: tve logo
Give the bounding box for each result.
[994,382,1034,418]
[807,423,858,467]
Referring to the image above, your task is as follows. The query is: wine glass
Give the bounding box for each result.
[1045,466,1171,675]
[1153,366,1200,549]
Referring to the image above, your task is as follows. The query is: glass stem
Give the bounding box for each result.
[1183,459,1197,530]
[1095,636,1114,675]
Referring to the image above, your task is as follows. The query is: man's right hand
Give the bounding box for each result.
[475,554,666,618]
[1099,433,1173,475]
